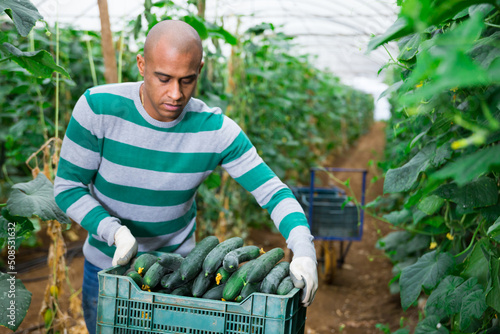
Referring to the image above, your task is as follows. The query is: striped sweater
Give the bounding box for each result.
[54,82,315,269]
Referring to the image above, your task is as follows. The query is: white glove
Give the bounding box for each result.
[112,226,138,266]
[290,256,318,307]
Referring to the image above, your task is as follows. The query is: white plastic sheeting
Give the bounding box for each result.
[33,0,396,119]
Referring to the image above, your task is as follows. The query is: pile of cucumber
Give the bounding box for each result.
[122,236,296,301]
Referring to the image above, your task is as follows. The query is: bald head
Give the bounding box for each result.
[144,20,203,64]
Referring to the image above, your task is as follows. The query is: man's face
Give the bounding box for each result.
[137,44,203,122]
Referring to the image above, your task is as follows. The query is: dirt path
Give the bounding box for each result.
[12,121,418,334]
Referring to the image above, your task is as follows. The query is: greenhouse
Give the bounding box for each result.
[0,0,499,333]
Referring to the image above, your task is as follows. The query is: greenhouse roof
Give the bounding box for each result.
[32,0,397,119]
[33,0,398,80]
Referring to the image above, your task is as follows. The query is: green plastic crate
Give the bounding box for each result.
[97,265,307,334]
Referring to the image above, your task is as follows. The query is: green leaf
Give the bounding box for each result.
[486,256,500,313]
[432,145,500,186]
[414,315,449,334]
[398,33,422,61]
[401,52,491,105]
[208,26,237,46]
[481,200,500,224]
[420,215,445,228]
[404,234,432,254]
[0,0,42,37]
[2,208,35,238]
[133,13,142,40]
[400,251,455,310]
[182,15,208,40]
[447,277,481,316]
[459,288,487,331]
[384,145,434,193]
[376,231,411,251]
[383,209,412,226]
[469,4,495,18]
[378,81,403,100]
[461,239,489,288]
[0,272,32,331]
[203,173,221,190]
[434,177,498,210]
[418,195,445,215]
[413,209,428,224]
[2,43,70,79]
[343,178,350,187]
[453,7,470,19]
[425,275,465,320]
[430,142,453,168]
[6,173,71,225]
[487,217,500,242]
[403,0,495,31]
[398,14,499,104]
[425,275,487,330]
[246,22,274,35]
[367,17,413,52]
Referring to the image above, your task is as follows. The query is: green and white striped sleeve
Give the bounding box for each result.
[54,93,121,246]
[220,116,316,261]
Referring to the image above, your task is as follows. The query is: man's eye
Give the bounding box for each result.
[159,78,169,83]
[182,78,194,85]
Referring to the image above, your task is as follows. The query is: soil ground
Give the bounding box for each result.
[8,121,419,334]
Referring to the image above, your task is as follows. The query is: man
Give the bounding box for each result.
[54,20,317,334]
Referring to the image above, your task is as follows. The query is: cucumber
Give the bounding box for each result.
[192,271,215,297]
[236,282,260,302]
[161,270,185,290]
[277,276,294,295]
[223,245,261,272]
[260,261,290,294]
[215,267,232,285]
[202,284,226,300]
[143,262,169,289]
[179,236,219,281]
[157,288,172,294]
[126,271,143,287]
[246,248,284,284]
[157,253,184,272]
[202,237,244,276]
[222,260,256,301]
[171,281,193,296]
[160,273,172,288]
[134,253,158,276]
[124,267,135,275]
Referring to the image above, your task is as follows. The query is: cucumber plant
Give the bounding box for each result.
[369,1,500,332]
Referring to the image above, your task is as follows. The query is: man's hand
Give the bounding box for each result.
[289,256,318,307]
[112,226,138,266]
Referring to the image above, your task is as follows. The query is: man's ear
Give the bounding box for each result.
[198,61,205,74]
[137,54,145,77]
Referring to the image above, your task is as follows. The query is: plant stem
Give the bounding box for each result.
[86,37,98,87]
[30,31,49,141]
[117,31,124,84]
[55,4,60,140]
[35,87,49,141]
[2,165,13,185]
[383,44,410,71]
[485,22,500,28]
[454,223,480,258]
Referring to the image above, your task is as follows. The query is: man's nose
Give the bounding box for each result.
[168,81,182,101]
